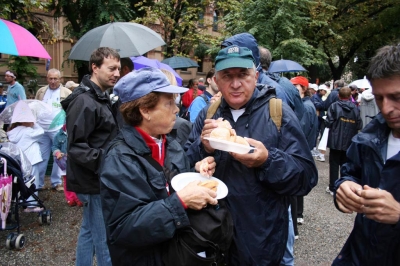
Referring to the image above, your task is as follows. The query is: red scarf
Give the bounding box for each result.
[135,127,166,166]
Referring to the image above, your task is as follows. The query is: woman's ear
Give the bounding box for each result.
[139,107,150,121]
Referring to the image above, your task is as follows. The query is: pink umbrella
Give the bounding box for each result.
[1,158,13,229]
[0,18,51,59]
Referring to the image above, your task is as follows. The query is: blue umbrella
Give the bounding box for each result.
[131,56,183,86]
[161,56,199,69]
[268,59,306,73]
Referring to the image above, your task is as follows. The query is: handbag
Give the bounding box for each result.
[318,127,330,151]
[142,154,233,266]
[162,202,233,266]
[54,155,67,171]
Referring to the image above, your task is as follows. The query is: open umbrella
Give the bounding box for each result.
[131,56,183,86]
[161,56,199,69]
[0,100,52,124]
[0,18,51,59]
[349,76,372,90]
[268,59,306,73]
[68,22,165,61]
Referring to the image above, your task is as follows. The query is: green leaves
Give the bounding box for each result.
[224,0,400,81]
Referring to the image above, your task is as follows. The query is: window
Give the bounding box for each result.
[213,11,219,31]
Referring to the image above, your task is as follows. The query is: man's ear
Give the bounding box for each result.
[91,63,97,74]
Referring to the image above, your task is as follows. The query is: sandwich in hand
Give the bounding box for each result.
[210,118,250,146]
[198,180,219,192]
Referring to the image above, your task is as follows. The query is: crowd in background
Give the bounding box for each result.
[0,33,398,266]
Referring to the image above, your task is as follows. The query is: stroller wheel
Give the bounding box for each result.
[5,233,24,249]
[5,233,16,249]
[38,213,43,225]
[15,234,25,250]
[38,210,52,225]
[44,210,52,224]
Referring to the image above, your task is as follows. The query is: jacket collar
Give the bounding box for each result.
[119,125,178,156]
[353,113,390,161]
[81,75,109,101]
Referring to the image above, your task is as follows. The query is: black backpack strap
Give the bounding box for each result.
[199,93,209,104]
[143,154,163,172]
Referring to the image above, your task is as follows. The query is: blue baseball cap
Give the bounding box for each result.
[114,67,188,103]
[215,45,255,71]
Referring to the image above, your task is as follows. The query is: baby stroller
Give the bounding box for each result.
[0,143,52,250]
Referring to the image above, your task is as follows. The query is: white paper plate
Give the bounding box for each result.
[171,172,228,199]
[204,137,255,154]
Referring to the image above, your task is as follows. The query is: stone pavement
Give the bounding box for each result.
[0,149,356,265]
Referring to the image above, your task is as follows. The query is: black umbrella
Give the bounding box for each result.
[161,56,199,69]
[68,22,165,61]
[268,59,306,73]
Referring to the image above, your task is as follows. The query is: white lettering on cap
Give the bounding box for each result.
[227,46,240,54]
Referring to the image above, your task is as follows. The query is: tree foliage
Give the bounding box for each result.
[310,0,400,80]
[51,0,143,40]
[51,0,145,79]
[134,0,241,58]
[223,0,400,81]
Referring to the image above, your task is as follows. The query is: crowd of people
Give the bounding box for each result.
[1,32,399,266]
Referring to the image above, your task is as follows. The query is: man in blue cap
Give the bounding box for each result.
[185,45,318,265]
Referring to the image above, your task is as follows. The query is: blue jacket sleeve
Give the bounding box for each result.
[333,141,363,211]
[100,153,190,248]
[258,104,318,196]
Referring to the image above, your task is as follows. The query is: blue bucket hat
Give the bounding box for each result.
[114,67,188,103]
[215,45,255,71]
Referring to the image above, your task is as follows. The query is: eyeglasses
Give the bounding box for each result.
[48,78,59,81]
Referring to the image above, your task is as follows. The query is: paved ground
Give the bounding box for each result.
[0,149,356,265]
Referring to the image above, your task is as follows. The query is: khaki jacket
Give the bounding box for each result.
[35,85,72,101]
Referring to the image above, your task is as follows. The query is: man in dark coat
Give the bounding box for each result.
[259,46,305,122]
[61,47,120,266]
[333,44,400,265]
[185,45,318,265]
[326,87,362,195]
[323,79,344,111]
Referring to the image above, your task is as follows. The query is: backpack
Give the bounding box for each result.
[142,154,233,266]
[206,97,283,131]
[180,94,209,121]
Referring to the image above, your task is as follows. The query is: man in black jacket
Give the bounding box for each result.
[61,47,120,266]
[323,79,345,111]
[325,87,362,195]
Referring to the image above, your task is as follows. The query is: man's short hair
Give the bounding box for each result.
[367,44,400,82]
[199,77,204,83]
[205,68,215,86]
[89,47,120,74]
[339,87,351,99]
[47,68,61,78]
[258,46,272,69]
[121,58,134,72]
[334,79,345,88]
